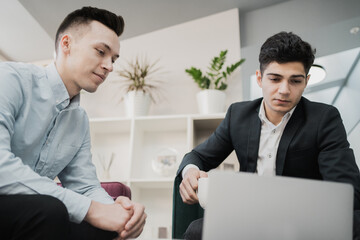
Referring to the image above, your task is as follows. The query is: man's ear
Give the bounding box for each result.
[305,74,310,86]
[59,34,71,54]
[256,70,262,88]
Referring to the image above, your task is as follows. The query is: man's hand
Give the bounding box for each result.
[115,196,147,239]
[179,168,208,204]
[84,200,133,235]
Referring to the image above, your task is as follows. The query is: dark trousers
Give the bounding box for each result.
[355,210,360,240]
[0,195,117,240]
[184,218,204,240]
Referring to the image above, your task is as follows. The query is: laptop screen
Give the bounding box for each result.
[202,171,353,240]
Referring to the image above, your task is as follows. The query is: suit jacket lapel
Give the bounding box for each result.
[276,98,305,175]
[246,105,262,172]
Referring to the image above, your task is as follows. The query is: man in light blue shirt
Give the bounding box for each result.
[0,6,146,240]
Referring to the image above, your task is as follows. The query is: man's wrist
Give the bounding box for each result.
[182,164,200,178]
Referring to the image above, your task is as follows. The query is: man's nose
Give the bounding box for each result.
[278,81,290,95]
[102,58,113,72]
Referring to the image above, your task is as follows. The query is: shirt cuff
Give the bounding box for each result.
[182,164,200,178]
[63,188,92,223]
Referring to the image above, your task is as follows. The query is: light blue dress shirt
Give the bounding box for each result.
[0,62,113,223]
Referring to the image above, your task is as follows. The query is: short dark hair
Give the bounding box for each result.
[259,32,315,75]
[55,6,125,52]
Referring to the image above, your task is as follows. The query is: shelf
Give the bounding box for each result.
[194,118,223,131]
[91,130,132,181]
[134,116,188,132]
[191,112,226,120]
[89,118,132,133]
[130,117,188,180]
[130,178,174,189]
[86,114,226,238]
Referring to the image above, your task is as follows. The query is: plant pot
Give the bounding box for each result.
[124,91,151,117]
[196,89,226,114]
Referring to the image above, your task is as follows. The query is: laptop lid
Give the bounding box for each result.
[202,171,354,240]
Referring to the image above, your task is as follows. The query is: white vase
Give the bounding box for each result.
[196,89,226,114]
[124,91,151,117]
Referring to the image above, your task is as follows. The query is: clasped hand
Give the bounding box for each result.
[85,197,146,240]
[114,196,147,240]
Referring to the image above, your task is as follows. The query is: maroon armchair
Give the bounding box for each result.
[57,181,131,200]
[100,181,131,200]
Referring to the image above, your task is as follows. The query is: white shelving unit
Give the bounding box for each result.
[89,113,238,239]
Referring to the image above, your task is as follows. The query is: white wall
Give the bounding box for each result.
[333,52,360,167]
[81,8,242,118]
[333,53,360,132]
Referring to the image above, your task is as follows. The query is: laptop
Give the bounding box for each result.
[202,171,354,240]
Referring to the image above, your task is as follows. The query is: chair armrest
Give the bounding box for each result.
[56,181,131,200]
[101,181,132,200]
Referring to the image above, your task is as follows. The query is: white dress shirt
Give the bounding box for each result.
[256,100,295,176]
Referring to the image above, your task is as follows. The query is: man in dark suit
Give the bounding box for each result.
[177,31,360,240]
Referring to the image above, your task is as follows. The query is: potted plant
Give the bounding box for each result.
[116,56,163,117]
[185,50,245,114]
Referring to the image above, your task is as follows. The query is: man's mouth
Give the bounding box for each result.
[275,99,290,104]
[94,72,106,81]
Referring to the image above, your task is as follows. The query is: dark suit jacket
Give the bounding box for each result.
[173,97,360,238]
[179,97,360,206]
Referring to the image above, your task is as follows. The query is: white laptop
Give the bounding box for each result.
[202,171,354,240]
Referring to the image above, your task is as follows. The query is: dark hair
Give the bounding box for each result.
[55,6,125,52]
[259,32,315,75]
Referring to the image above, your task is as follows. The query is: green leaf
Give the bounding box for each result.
[185,67,203,81]
[199,76,211,89]
[217,82,227,90]
[226,66,231,75]
[214,76,223,87]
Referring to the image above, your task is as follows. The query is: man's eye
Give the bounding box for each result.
[291,79,302,84]
[96,49,105,56]
[270,78,280,82]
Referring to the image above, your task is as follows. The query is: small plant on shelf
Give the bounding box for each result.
[185,50,245,90]
[116,55,164,103]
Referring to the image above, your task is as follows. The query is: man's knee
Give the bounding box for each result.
[184,218,204,240]
[33,195,69,225]
[1,194,70,240]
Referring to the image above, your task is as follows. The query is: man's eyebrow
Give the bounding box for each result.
[290,74,305,78]
[99,42,119,58]
[266,73,282,77]
[266,73,305,78]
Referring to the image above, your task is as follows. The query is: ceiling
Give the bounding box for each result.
[0,0,288,62]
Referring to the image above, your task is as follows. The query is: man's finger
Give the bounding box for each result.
[115,196,133,210]
[124,204,145,230]
[179,182,191,202]
[121,212,147,239]
[184,180,199,201]
[199,170,208,178]
[180,180,198,204]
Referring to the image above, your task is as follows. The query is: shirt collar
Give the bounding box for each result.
[258,99,296,126]
[69,94,80,109]
[45,63,71,110]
